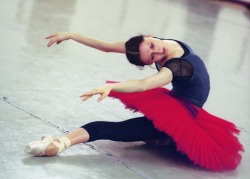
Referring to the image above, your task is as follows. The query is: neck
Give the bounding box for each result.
[157,57,168,66]
[164,40,184,60]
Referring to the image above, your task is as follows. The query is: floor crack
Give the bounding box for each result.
[0,95,69,133]
[0,95,150,178]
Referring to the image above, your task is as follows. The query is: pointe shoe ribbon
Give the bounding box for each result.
[53,137,71,154]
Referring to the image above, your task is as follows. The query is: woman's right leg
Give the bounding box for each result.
[25,116,170,156]
[82,116,169,142]
[41,128,90,156]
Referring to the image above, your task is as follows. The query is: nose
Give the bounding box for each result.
[152,48,162,57]
[152,47,162,54]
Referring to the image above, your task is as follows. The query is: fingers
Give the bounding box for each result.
[81,95,92,101]
[47,40,56,47]
[45,33,70,47]
[45,34,56,39]
[82,89,100,96]
[80,90,99,101]
[45,34,57,47]
[47,38,62,47]
[97,94,107,102]
[80,93,92,100]
[80,89,107,102]
[45,34,59,47]
[97,92,108,102]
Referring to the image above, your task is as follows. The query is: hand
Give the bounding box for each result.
[45,32,71,47]
[80,84,112,102]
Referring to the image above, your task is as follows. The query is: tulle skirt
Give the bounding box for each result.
[108,87,244,171]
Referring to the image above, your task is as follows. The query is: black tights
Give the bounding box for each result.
[81,116,169,142]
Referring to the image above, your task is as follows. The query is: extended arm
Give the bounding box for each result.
[80,67,173,102]
[45,32,126,53]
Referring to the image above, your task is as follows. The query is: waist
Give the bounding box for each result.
[170,91,200,117]
[172,89,206,106]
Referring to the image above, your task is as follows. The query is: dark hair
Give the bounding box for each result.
[125,35,145,67]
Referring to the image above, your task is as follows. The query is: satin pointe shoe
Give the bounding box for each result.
[24,135,54,156]
[24,135,71,156]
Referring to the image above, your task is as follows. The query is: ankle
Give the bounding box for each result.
[44,142,59,156]
[59,137,71,149]
[44,137,71,156]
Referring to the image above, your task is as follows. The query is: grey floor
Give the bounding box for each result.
[0,0,250,179]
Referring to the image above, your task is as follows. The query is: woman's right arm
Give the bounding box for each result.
[80,67,173,102]
[45,32,126,53]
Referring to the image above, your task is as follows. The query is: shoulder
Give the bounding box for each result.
[162,58,194,78]
[163,58,182,71]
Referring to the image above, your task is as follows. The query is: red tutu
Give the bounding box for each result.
[108,87,244,171]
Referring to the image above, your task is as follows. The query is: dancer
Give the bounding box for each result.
[25,32,243,171]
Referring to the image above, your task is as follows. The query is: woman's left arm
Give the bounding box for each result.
[80,67,173,102]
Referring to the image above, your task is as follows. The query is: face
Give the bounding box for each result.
[139,37,168,65]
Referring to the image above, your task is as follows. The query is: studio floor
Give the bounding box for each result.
[0,0,249,178]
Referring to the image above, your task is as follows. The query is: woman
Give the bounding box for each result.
[25,32,243,171]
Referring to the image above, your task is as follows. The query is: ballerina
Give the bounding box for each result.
[25,32,243,171]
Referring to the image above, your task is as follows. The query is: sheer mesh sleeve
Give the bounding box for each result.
[163,58,193,78]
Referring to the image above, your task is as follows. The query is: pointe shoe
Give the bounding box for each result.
[24,135,71,156]
[24,135,54,156]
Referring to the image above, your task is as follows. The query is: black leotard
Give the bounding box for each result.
[156,39,210,107]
